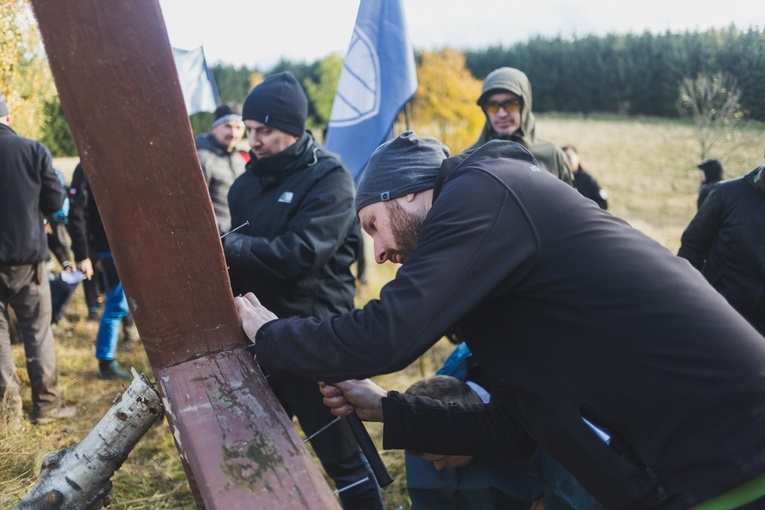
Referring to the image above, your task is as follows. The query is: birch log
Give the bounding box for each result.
[14,370,163,510]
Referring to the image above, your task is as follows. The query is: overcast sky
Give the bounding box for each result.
[158,0,761,69]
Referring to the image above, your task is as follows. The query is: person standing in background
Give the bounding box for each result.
[678,154,765,336]
[0,92,77,428]
[469,67,572,185]
[563,145,608,210]
[695,158,724,209]
[68,163,134,379]
[195,102,247,233]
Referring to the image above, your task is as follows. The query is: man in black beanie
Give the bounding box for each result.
[194,102,246,232]
[222,72,383,509]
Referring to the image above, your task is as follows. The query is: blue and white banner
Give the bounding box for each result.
[325,0,417,184]
[172,46,221,115]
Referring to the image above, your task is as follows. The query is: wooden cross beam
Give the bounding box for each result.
[29,0,340,507]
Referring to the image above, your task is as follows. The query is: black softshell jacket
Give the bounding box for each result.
[224,133,359,319]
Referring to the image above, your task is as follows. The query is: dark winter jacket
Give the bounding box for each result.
[255,140,765,510]
[573,167,608,210]
[0,123,64,264]
[678,166,765,335]
[223,132,359,319]
[195,133,246,232]
[67,163,110,261]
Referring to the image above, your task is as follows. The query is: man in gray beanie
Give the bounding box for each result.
[222,72,383,509]
[356,131,450,211]
[236,130,765,510]
[353,131,449,264]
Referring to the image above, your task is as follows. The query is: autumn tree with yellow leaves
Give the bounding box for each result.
[0,0,55,139]
[408,49,485,154]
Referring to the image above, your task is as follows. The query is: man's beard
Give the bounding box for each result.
[386,200,424,262]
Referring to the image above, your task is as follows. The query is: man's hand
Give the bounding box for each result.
[318,379,387,422]
[235,292,278,342]
[77,258,94,280]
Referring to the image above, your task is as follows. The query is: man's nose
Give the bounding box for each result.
[373,239,387,264]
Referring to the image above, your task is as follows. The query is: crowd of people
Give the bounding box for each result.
[2,63,764,510]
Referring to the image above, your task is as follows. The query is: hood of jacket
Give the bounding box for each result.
[698,158,724,183]
[471,67,536,150]
[746,165,765,194]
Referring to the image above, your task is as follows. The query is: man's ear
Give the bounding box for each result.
[403,193,417,203]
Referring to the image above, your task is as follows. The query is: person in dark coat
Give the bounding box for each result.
[563,145,608,210]
[236,132,765,509]
[68,163,134,379]
[0,92,76,428]
[696,158,724,209]
[678,161,765,336]
[222,72,383,509]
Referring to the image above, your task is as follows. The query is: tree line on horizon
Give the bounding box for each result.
[28,26,765,157]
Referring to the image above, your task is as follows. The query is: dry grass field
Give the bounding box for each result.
[1,116,763,509]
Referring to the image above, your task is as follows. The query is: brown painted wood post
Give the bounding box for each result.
[29,0,340,508]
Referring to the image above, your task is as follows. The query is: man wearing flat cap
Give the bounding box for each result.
[236,131,765,509]
[222,72,382,509]
[195,102,247,233]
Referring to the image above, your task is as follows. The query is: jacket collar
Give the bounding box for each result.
[198,132,234,155]
[750,165,765,193]
[247,131,316,186]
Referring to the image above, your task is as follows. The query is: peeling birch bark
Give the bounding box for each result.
[14,370,163,510]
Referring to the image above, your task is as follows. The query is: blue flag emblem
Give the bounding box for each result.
[329,27,381,127]
[325,0,417,184]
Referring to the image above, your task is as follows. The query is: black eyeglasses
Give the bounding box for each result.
[484,99,521,114]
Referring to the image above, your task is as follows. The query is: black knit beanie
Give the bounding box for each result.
[242,72,307,136]
[356,131,450,213]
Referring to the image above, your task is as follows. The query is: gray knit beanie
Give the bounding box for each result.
[356,131,450,213]
[0,93,8,117]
